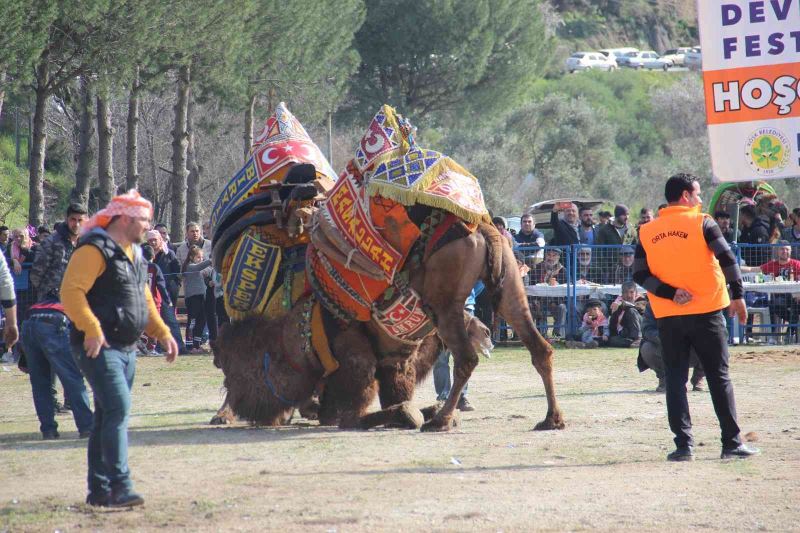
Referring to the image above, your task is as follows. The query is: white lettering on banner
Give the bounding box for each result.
[712,76,800,115]
[698,0,800,182]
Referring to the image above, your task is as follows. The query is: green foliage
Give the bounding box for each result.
[233,0,365,122]
[0,154,31,227]
[0,135,71,226]
[346,0,553,119]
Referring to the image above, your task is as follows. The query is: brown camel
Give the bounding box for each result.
[213,222,563,432]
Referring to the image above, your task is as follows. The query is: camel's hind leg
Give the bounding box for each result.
[497,246,565,430]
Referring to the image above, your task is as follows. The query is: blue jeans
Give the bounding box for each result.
[74,345,137,495]
[159,303,186,354]
[433,349,468,401]
[578,325,596,344]
[23,317,93,434]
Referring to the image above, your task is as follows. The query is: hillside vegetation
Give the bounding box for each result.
[1,0,797,230]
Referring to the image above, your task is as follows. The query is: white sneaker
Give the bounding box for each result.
[0,351,13,363]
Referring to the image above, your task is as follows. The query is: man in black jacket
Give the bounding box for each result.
[738,204,772,267]
[550,202,581,246]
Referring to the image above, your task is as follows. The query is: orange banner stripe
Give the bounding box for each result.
[703,62,800,125]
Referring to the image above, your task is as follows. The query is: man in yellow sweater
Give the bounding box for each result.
[61,190,178,508]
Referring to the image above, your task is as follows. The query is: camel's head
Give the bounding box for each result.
[466,314,494,359]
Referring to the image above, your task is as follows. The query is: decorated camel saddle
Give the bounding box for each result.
[307,105,491,342]
[212,103,492,379]
[211,103,341,372]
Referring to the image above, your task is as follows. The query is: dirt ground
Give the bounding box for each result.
[1,344,798,532]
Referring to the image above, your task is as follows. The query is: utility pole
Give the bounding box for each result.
[14,107,20,167]
[327,109,333,168]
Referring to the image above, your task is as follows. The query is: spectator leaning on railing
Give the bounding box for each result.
[782,208,800,259]
[738,204,772,266]
[740,241,800,333]
[514,213,545,264]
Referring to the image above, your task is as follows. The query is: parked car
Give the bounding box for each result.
[598,47,639,62]
[685,46,702,70]
[565,52,617,73]
[622,51,672,70]
[661,47,693,66]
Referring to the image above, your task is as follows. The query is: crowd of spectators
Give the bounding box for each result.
[0,213,231,425]
[489,200,800,355]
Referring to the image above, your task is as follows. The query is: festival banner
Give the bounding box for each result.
[698,0,800,182]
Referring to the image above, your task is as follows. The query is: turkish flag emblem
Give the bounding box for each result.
[253,140,319,180]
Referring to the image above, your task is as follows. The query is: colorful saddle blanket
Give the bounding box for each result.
[355,105,491,226]
[307,104,489,337]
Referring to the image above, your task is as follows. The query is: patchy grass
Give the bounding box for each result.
[1,346,798,531]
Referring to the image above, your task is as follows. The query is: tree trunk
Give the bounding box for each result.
[126,65,141,191]
[29,56,49,226]
[170,64,191,243]
[0,70,6,124]
[70,76,95,207]
[148,129,164,223]
[186,97,201,226]
[96,88,115,207]
[243,92,256,160]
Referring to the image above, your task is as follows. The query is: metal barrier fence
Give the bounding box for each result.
[4,242,798,349]
[504,242,800,346]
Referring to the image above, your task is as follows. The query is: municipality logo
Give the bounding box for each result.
[745,128,790,176]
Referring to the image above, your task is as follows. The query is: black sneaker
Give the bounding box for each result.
[42,430,60,440]
[108,491,144,508]
[86,492,110,507]
[456,396,475,412]
[666,446,694,462]
[79,430,92,439]
[721,443,760,459]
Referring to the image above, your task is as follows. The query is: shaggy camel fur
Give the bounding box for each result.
[213,302,492,429]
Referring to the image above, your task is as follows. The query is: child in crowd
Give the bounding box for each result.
[579,301,608,348]
[607,281,645,348]
[182,245,212,353]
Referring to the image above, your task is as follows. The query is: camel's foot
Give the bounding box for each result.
[357,402,424,430]
[532,412,566,431]
[420,401,444,422]
[420,411,460,432]
[209,407,235,426]
[298,396,321,421]
[384,402,424,430]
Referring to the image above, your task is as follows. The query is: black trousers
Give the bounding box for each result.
[657,310,741,449]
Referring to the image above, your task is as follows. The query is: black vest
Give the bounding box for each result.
[70,228,150,349]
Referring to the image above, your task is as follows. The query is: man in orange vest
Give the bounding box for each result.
[633,173,759,462]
